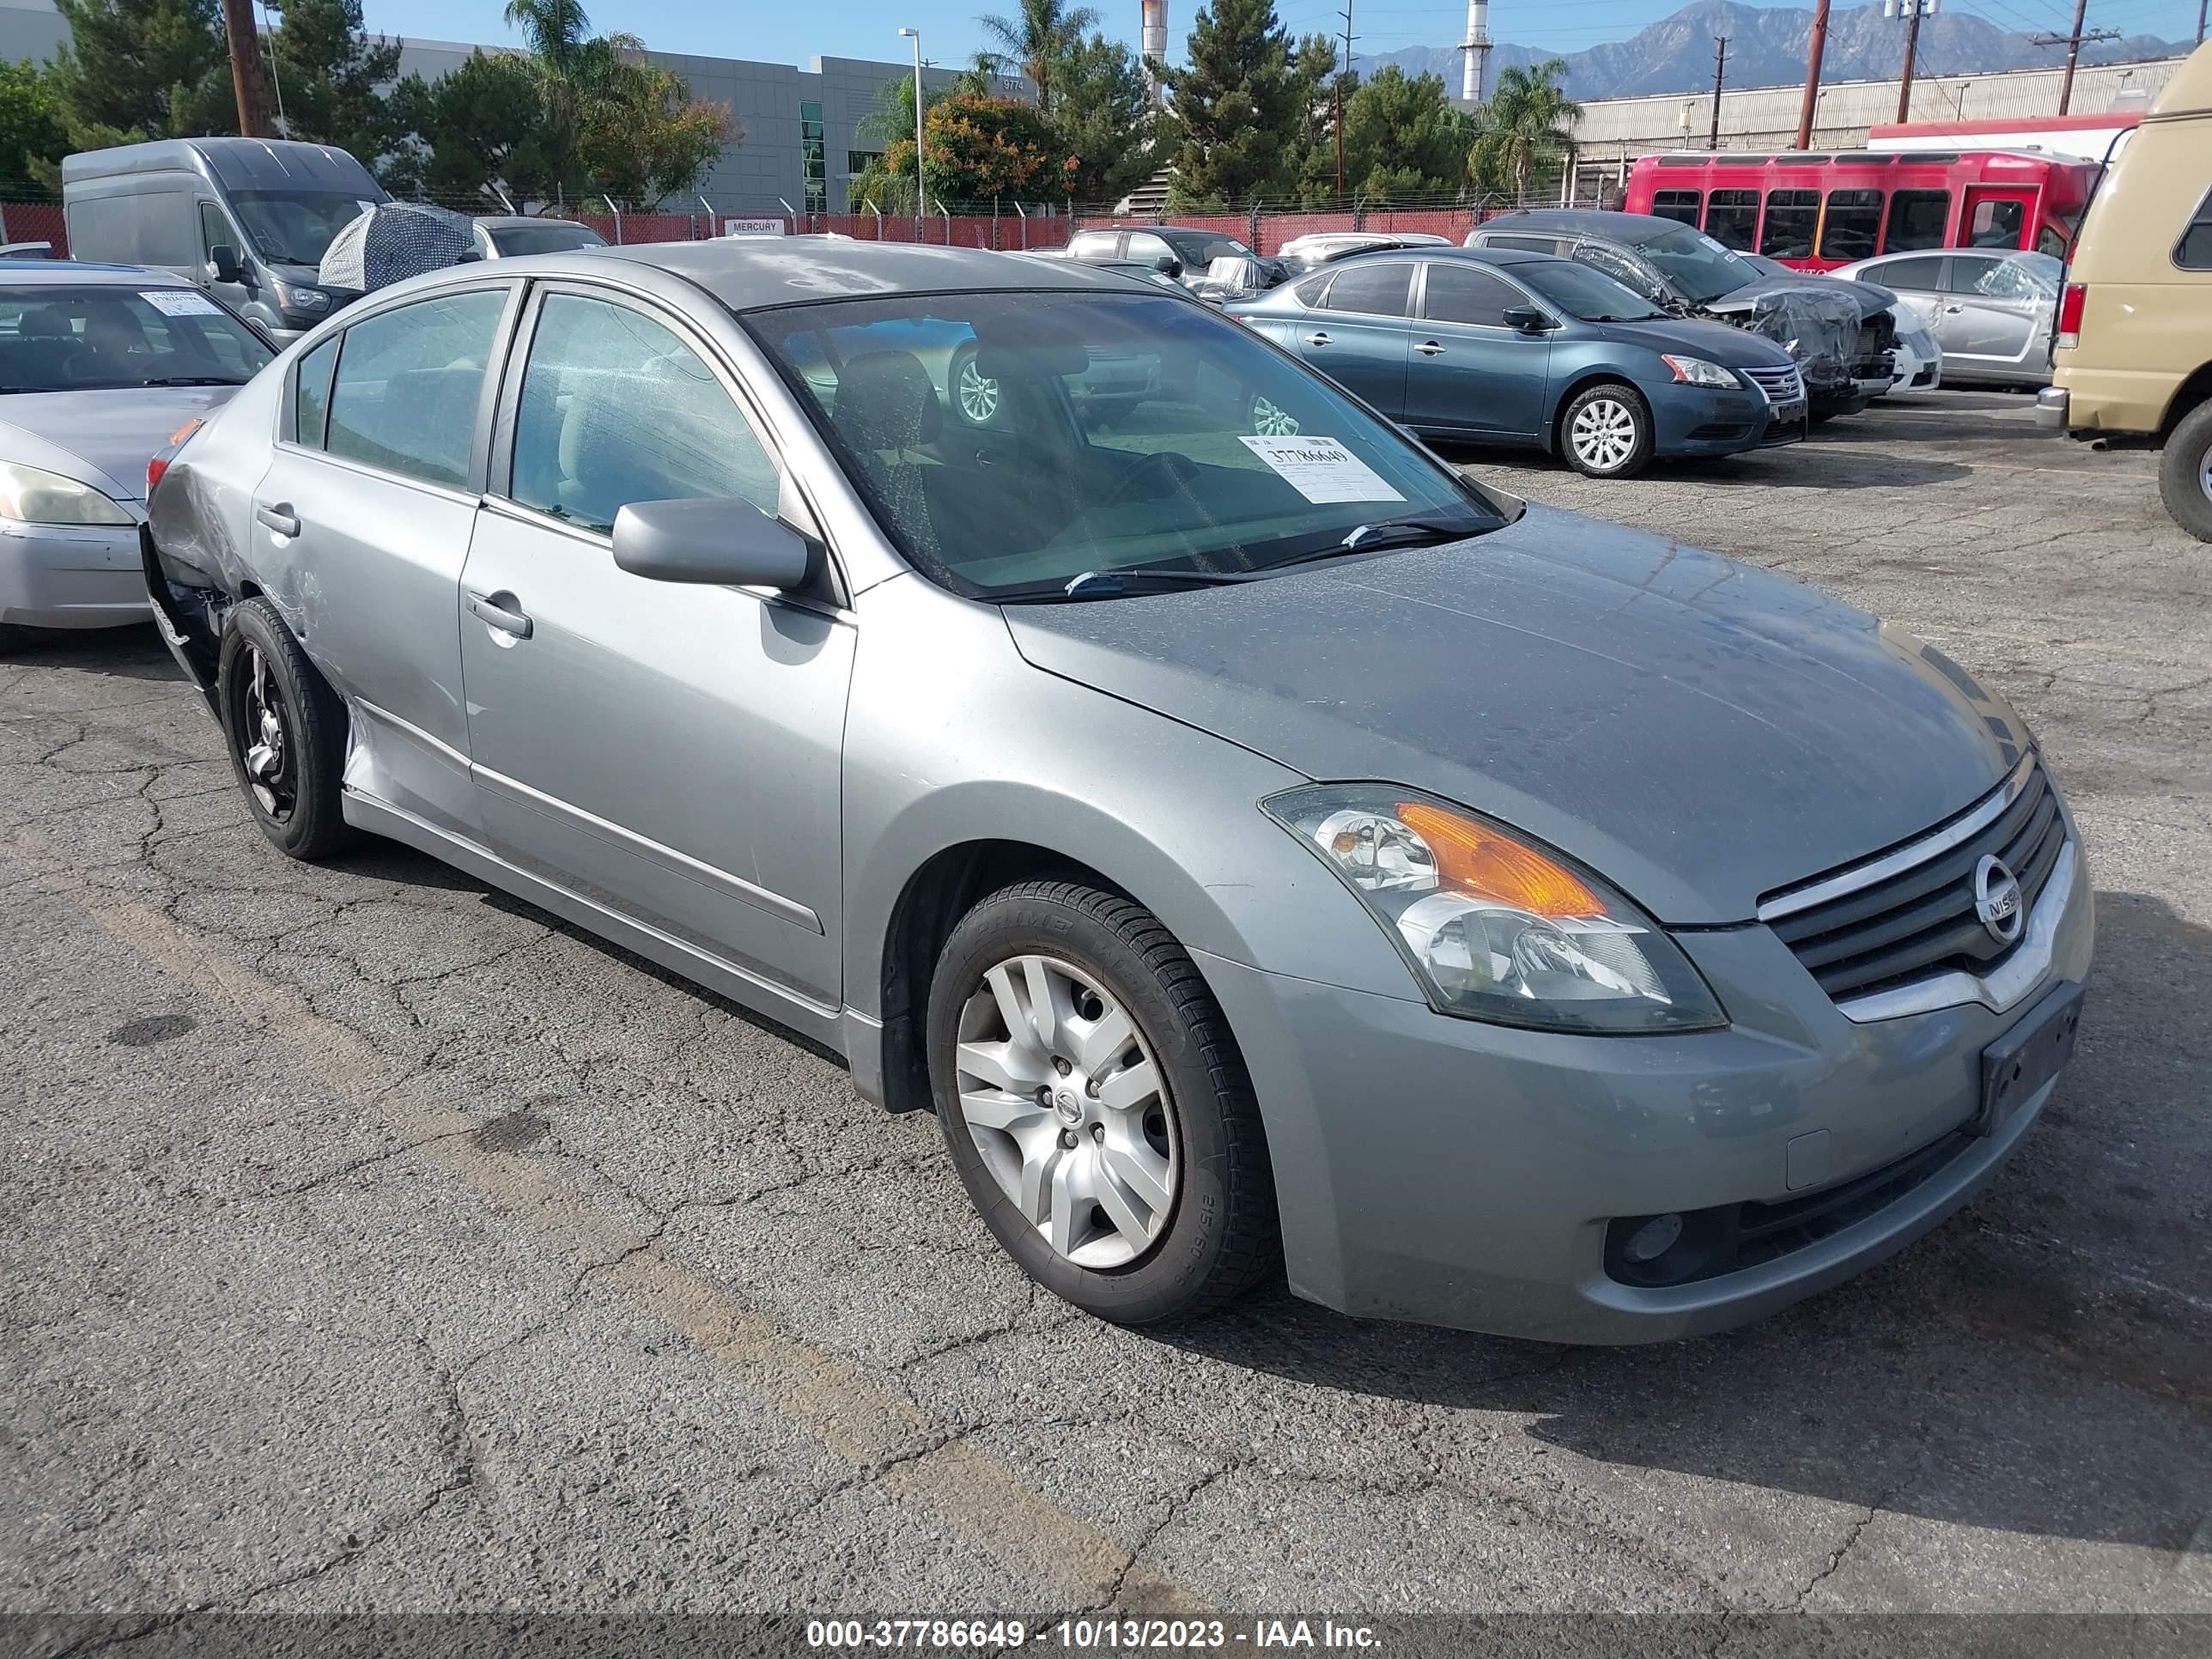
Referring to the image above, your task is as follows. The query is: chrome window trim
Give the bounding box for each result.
[1756,751,2038,923]
[1834,838,2075,1024]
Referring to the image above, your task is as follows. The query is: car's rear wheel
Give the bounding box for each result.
[1560,382,1653,478]
[217,597,354,860]
[927,880,1279,1325]
[2158,397,2212,544]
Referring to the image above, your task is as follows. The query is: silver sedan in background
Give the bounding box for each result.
[0,262,273,647]
[1831,249,2057,388]
[143,240,2091,1342]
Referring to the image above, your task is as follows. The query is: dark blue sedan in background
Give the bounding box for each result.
[1224,246,1807,479]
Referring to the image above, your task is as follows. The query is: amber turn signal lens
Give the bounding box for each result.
[1395,801,1606,918]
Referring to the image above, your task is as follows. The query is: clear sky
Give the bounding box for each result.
[351,0,2206,78]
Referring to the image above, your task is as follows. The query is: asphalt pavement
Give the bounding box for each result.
[2,390,2207,1646]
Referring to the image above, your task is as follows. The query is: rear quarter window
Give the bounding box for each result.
[2177,185,2212,271]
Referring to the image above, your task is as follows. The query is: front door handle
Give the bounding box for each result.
[1415,340,1445,356]
[1304,331,1332,347]
[1942,303,1966,314]
[255,501,300,537]
[465,588,533,640]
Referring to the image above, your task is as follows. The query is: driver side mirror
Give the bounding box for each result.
[1153,254,1183,278]
[1503,305,1553,333]
[611,496,811,590]
[207,243,244,284]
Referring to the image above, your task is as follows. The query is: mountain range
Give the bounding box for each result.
[1352,0,2190,101]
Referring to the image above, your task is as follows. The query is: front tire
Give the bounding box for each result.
[217,597,354,860]
[927,880,1279,1325]
[1560,382,1653,477]
[2158,398,2212,544]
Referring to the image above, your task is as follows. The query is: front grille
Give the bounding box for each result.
[1740,363,1804,404]
[1765,762,2067,1006]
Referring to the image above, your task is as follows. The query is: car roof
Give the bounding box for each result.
[1476,209,1686,246]
[583,239,1158,311]
[475,216,600,233]
[1319,244,1563,270]
[0,261,191,286]
[60,136,382,195]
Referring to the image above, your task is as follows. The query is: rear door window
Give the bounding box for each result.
[1884,190,1951,252]
[323,287,507,489]
[1865,255,1942,291]
[1067,231,1121,258]
[1704,190,1759,251]
[1320,262,1413,318]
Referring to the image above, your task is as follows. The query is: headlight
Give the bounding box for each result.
[1264,785,1726,1034]
[1660,354,1740,388]
[0,462,132,526]
[276,281,330,315]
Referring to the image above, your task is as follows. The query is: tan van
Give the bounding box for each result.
[2039,41,2212,540]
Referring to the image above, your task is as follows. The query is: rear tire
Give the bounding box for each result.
[216,597,355,860]
[927,880,1279,1326]
[2158,398,2212,544]
[1559,382,1653,478]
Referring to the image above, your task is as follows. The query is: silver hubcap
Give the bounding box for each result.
[2198,442,2212,507]
[957,356,1000,423]
[953,954,1179,1269]
[238,644,293,820]
[1571,398,1638,471]
[1250,394,1301,438]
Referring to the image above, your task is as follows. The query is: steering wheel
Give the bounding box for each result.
[1096,449,1204,514]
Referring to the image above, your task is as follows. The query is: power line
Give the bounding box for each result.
[2028,0,2123,111]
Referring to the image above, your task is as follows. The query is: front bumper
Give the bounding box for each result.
[0,516,152,629]
[1650,385,1777,457]
[1197,833,2095,1344]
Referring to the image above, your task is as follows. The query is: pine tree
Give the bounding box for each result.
[1054,33,1159,204]
[1164,0,1300,207]
[269,0,409,177]
[47,0,234,149]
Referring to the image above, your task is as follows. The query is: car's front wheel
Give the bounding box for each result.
[2158,397,2212,544]
[1560,382,1653,477]
[927,880,1279,1325]
[217,597,354,860]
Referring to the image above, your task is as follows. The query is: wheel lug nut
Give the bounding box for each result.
[1060,1127,1079,1150]
[1036,1085,1052,1105]
[1085,1077,1100,1097]
[1091,1124,1104,1142]
[1053,1056,1073,1077]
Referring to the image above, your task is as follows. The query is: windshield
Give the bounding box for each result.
[228,189,379,267]
[1637,224,1759,304]
[750,290,1504,600]
[1168,232,1252,263]
[487,222,608,257]
[1516,260,1666,322]
[0,285,274,392]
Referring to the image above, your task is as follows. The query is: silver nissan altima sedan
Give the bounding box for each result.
[143,240,2094,1342]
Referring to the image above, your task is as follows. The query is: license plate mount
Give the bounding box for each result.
[1976,981,2085,1137]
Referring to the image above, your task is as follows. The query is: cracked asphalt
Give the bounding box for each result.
[3,390,2209,1645]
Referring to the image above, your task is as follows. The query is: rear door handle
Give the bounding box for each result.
[1415,340,1444,356]
[1304,331,1332,347]
[255,502,300,537]
[465,589,533,640]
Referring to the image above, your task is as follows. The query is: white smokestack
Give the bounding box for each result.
[1142,0,1168,105]
[1460,0,1490,104]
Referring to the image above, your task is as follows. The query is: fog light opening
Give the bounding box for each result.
[1621,1212,1685,1265]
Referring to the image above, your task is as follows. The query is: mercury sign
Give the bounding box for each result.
[721,218,787,238]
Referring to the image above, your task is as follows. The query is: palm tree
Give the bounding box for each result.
[977,0,1099,113]
[1468,59,1580,205]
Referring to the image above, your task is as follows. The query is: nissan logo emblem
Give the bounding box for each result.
[1974,854,2025,945]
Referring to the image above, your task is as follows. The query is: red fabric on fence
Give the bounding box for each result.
[1,201,69,259]
[570,211,703,246]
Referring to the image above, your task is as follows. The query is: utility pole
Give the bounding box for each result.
[2030,0,2120,116]
[1796,0,1831,148]
[221,0,275,137]
[1709,36,1728,149]
[1885,0,1936,125]
[1336,0,1355,202]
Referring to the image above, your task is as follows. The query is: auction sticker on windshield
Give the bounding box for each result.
[1239,435,1405,504]
[140,290,223,318]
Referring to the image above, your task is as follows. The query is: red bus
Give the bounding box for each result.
[1622,149,2099,271]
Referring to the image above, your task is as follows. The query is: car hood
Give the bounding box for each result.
[1583,315,1797,368]
[1707,273,1896,321]
[1003,504,2030,924]
[0,386,240,503]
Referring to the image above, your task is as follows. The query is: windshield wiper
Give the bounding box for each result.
[994,567,1260,604]
[1325,515,1490,556]
[137,375,246,387]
